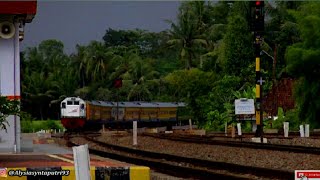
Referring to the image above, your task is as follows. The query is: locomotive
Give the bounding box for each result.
[60,97,186,131]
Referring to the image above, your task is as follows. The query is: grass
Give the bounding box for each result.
[21,119,64,133]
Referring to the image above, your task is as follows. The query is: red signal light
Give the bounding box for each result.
[256,1,261,6]
[114,78,122,88]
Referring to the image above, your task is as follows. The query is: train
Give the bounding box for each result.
[60,97,186,131]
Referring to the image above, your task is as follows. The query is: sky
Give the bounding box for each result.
[20,1,181,54]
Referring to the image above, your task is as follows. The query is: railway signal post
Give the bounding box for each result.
[252,0,265,142]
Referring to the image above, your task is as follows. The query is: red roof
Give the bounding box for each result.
[0,1,37,22]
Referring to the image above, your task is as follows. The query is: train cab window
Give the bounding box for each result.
[80,104,85,109]
[67,101,73,105]
[74,101,80,105]
[62,102,66,109]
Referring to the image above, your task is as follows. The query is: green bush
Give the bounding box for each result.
[44,120,62,130]
[265,108,301,131]
[20,111,35,133]
[21,121,33,133]
[204,110,229,131]
[242,121,253,133]
[20,117,63,133]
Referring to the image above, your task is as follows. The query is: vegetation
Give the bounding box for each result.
[13,1,320,132]
[21,119,63,133]
[0,97,20,132]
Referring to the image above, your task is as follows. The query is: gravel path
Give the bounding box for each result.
[91,134,320,172]
[268,138,320,147]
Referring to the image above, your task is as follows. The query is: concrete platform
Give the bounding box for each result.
[0,153,150,179]
[19,133,72,154]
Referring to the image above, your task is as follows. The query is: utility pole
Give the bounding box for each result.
[272,45,277,122]
[252,1,264,142]
[114,78,123,121]
[117,91,119,121]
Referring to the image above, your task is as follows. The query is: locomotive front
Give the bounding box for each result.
[60,97,86,130]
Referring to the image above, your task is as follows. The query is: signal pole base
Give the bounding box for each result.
[255,125,262,137]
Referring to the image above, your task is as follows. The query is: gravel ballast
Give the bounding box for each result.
[89,134,320,172]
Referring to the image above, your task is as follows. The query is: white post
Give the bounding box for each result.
[102,124,105,133]
[133,121,137,146]
[13,23,21,153]
[283,122,289,137]
[237,123,242,136]
[231,124,235,138]
[225,122,227,136]
[252,123,257,133]
[299,125,305,137]
[73,144,91,180]
[189,119,192,130]
[305,124,310,137]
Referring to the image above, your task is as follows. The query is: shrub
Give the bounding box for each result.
[266,108,301,131]
[20,111,35,133]
[44,120,62,130]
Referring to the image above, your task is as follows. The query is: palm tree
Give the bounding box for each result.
[263,1,301,78]
[109,48,139,81]
[70,45,88,87]
[83,41,117,81]
[166,2,207,70]
[126,57,160,101]
[23,71,55,119]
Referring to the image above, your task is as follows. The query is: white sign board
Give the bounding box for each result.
[235,99,255,115]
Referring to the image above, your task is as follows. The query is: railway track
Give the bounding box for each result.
[51,132,101,139]
[207,131,320,138]
[142,133,320,155]
[199,134,320,140]
[67,136,292,180]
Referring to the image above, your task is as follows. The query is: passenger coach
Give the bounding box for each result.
[60,97,186,131]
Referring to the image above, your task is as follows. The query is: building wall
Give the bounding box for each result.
[0,22,21,152]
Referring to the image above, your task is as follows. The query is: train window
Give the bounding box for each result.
[80,104,85,109]
[67,101,73,105]
[62,103,66,109]
[74,101,80,105]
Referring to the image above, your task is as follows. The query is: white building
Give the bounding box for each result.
[0,1,37,152]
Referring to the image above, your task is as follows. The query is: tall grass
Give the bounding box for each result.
[20,112,63,133]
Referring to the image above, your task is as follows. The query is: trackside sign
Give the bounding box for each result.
[234,99,255,115]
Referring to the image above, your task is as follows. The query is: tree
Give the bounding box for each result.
[82,41,116,81]
[201,1,231,72]
[263,1,301,82]
[285,2,320,127]
[164,68,217,124]
[0,97,20,132]
[166,2,207,70]
[223,15,254,82]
